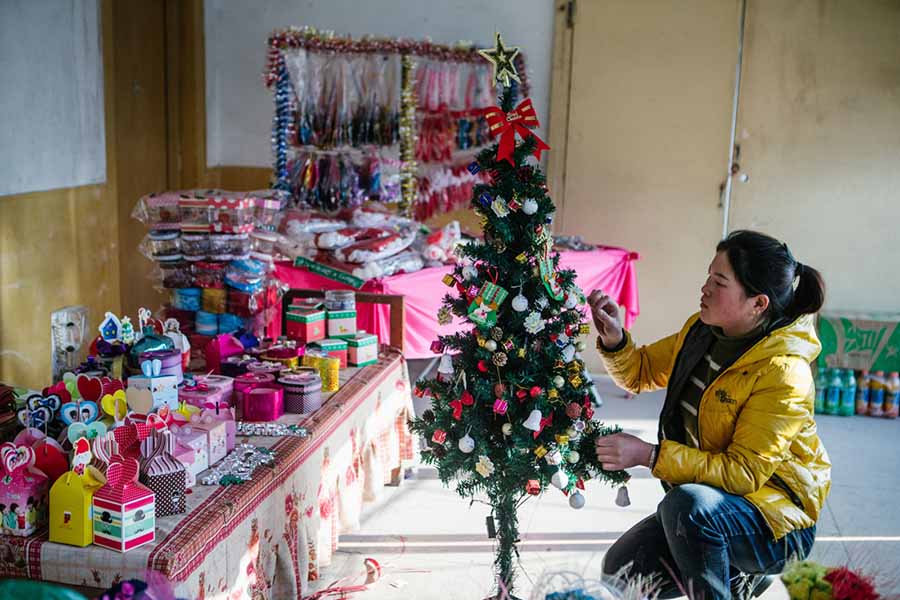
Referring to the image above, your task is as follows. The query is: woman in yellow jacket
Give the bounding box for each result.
[589,231,831,600]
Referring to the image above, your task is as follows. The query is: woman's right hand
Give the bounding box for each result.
[587,289,624,349]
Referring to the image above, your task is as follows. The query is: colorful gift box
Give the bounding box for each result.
[139,349,184,384]
[179,379,231,410]
[261,346,301,369]
[347,332,379,367]
[190,417,228,466]
[0,443,49,537]
[221,354,252,377]
[327,309,357,339]
[278,370,322,414]
[49,466,106,547]
[172,442,197,487]
[200,407,236,451]
[311,338,348,368]
[127,360,179,412]
[203,333,245,374]
[233,372,276,407]
[286,309,326,344]
[197,374,234,402]
[139,430,187,517]
[170,426,208,485]
[92,456,155,552]
[242,386,284,422]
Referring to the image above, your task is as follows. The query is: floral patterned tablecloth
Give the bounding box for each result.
[0,348,416,599]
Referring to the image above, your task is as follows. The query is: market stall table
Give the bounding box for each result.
[273,246,640,357]
[0,348,415,599]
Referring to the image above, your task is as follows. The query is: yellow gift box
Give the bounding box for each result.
[49,466,106,547]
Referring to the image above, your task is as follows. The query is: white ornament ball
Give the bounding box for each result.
[553,375,565,389]
[566,451,580,464]
[458,434,475,454]
[462,265,478,281]
[575,340,587,352]
[569,490,585,509]
[484,339,497,352]
[501,423,513,436]
[522,199,539,215]
[545,449,563,466]
[564,294,579,309]
[550,469,569,490]
[511,294,529,312]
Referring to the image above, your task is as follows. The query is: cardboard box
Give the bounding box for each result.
[286,309,326,344]
[817,311,900,372]
[92,457,155,552]
[327,309,357,339]
[346,332,379,367]
[126,374,179,412]
[49,468,105,547]
[192,419,228,466]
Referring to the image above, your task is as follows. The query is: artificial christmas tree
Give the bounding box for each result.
[409,33,630,599]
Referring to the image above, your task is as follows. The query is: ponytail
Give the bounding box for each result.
[788,262,826,319]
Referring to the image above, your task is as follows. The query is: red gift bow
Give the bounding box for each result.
[183,382,209,393]
[449,390,474,421]
[533,411,553,439]
[483,98,551,165]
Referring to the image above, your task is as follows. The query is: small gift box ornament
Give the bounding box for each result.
[127,359,179,411]
[0,443,49,537]
[49,465,106,547]
[467,282,509,327]
[92,456,155,552]
[139,429,187,517]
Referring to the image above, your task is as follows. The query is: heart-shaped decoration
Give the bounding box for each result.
[0,443,34,474]
[91,431,119,468]
[125,386,153,415]
[101,377,124,397]
[60,400,100,425]
[27,392,61,415]
[33,438,69,483]
[62,372,82,399]
[17,406,52,430]
[67,421,109,444]
[102,389,129,419]
[145,413,168,431]
[42,381,72,406]
[77,375,104,403]
[106,455,140,486]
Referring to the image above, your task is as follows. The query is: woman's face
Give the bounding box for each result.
[700,251,765,333]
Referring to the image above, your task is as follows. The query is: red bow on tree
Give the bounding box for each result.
[533,411,553,439]
[449,390,475,421]
[483,98,551,165]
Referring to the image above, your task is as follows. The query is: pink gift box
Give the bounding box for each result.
[170,426,208,484]
[200,407,236,451]
[179,381,232,410]
[0,444,49,537]
[172,443,197,487]
[242,386,284,422]
[233,372,276,407]
[190,418,228,465]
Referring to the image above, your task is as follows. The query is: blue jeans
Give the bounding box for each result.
[602,484,816,600]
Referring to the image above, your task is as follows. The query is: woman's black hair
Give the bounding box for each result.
[717,230,825,322]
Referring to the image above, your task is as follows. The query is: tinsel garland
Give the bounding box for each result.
[270,48,296,192]
[398,55,418,217]
[265,26,529,97]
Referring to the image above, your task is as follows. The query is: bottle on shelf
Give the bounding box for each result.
[883,371,899,419]
[868,370,886,417]
[814,366,828,414]
[855,369,870,415]
[824,368,842,415]
[838,369,856,417]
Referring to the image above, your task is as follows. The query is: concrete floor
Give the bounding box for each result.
[308,361,900,599]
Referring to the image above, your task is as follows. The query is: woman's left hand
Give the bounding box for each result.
[595,432,654,470]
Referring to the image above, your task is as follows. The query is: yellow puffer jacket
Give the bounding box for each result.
[600,313,831,540]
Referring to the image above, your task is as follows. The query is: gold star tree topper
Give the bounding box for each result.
[478,32,521,87]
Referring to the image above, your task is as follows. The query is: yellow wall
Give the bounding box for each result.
[0,2,120,388]
[730,0,900,312]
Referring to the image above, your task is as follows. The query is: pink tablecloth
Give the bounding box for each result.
[273,247,640,358]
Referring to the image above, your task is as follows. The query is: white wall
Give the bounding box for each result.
[204,0,555,168]
[0,0,105,196]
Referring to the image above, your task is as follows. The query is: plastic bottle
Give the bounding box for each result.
[868,370,886,417]
[855,370,870,415]
[814,367,828,414]
[883,371,899,419]
[839,369,856,416]
[824,368,842,415]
